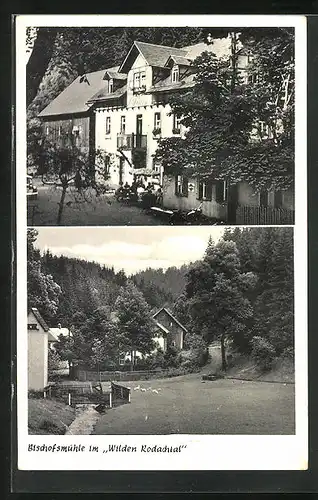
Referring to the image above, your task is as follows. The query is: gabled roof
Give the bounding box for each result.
[152,307,188,332]
[119,40,188,73]
[38,69,108,117]
[147,73,195,94]
[104,66,127,81]
[29,307,49,332]
[48,327,71,342]
[165,55,191,67]
[87,84,127,104]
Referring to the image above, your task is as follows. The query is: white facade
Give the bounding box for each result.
[28,309,49,391]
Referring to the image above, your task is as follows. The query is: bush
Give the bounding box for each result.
[250,336,276,372]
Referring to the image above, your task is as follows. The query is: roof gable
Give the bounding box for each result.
[152,307,188,332]
[29,308,49,332]
[119,40,188,73]
[165,55,191,68]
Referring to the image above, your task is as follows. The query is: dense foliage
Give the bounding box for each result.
[155,28,294,191]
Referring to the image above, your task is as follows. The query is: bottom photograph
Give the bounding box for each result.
[27,225,294,436]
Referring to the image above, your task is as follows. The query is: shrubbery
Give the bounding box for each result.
[250,336,276,372]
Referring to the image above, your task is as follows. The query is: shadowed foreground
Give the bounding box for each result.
[94,374,295,435]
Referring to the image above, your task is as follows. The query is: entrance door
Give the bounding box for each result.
[119,157,124,185]
[136,114,143,148]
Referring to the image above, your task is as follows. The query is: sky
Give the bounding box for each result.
[34,226,226,274]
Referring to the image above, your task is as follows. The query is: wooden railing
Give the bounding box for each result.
[236,206,295,225]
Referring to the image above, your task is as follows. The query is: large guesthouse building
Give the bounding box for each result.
[39,37,295,224]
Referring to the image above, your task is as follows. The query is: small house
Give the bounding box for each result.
[152,307,187,352]
[28,308,49,391]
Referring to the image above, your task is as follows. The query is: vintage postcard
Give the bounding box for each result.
[15,14,307,473]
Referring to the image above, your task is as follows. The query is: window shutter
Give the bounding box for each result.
[175,176,179,195]
[206,181,213,201]
[183,177,189,197]
[215,181,224,203]
[274,190,283,208]
[197,180,203,200]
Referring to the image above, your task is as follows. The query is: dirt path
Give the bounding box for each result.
[65,405,101,435]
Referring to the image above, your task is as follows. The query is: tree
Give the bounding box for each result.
[155,28,294,192]
[27,229,62,323]
[253,227,294,355]
[36,138,112,224]
[114,281,156,370]
[185,238,256,370]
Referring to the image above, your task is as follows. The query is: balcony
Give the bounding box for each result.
[117,133,147,150]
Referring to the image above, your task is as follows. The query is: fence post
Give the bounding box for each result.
[68,392,71,406]
[109,391,112,408]
[128,390,131,403]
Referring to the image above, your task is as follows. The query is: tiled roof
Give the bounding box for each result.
[39,69,108,117]
[183,39,230,60]
[104,66,127,80]
[165,55,191,67]
[152,307,188,332]
[119,40,188,72]
[30,307,49,332]
[148,73,195,94]
[87,84,127,104]
[48,327,70,342]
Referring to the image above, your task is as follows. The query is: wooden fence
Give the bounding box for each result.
[72,368,158,382]
[43,382,112,407]
[111,382,131,405]
[43,381,131,407]
[236,206,295,225]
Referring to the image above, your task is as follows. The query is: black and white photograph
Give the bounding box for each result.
[27,226,295,436]
[16,15,307,473]
[26,23,296,226]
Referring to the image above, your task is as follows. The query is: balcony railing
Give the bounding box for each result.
[117,133,147,150]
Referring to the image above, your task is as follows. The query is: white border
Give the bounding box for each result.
[16,15,307,471]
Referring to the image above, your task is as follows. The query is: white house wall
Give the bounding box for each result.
[95,103,178,188]
[163,175,228,220]
[28,312,48,391]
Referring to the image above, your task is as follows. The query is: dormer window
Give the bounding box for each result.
[133,71,146,93]
[172,65,179,83]
[109,79,113,94]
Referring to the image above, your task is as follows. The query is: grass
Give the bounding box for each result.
[28,397,76,434]
[27,184,164,226]
[94,372,295,435]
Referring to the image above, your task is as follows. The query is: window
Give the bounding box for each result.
[28,323,39,330]
[197,180,213,201]
[247,73,259,84]
[119,353,125,366]
[133,72,140,88]
[173,114,182,134]
[133,71,146,91]
[260,190,268,207]
[154,112,161,130]
[109,79,113,93]
[274,190,283,208]
[259,121,271,137]
[105,116,111,135]
[120,116,126,134]
[172,65,179,83]
[215,181,228,203]
[175,175,188,197]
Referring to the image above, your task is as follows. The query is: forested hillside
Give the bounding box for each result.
[131,266,188,309]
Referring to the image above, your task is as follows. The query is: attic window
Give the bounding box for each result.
[28,323,39,330]
[109,79,113,93]
[172,65,179,83]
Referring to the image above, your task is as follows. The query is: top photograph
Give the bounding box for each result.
[25,25,297,226]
